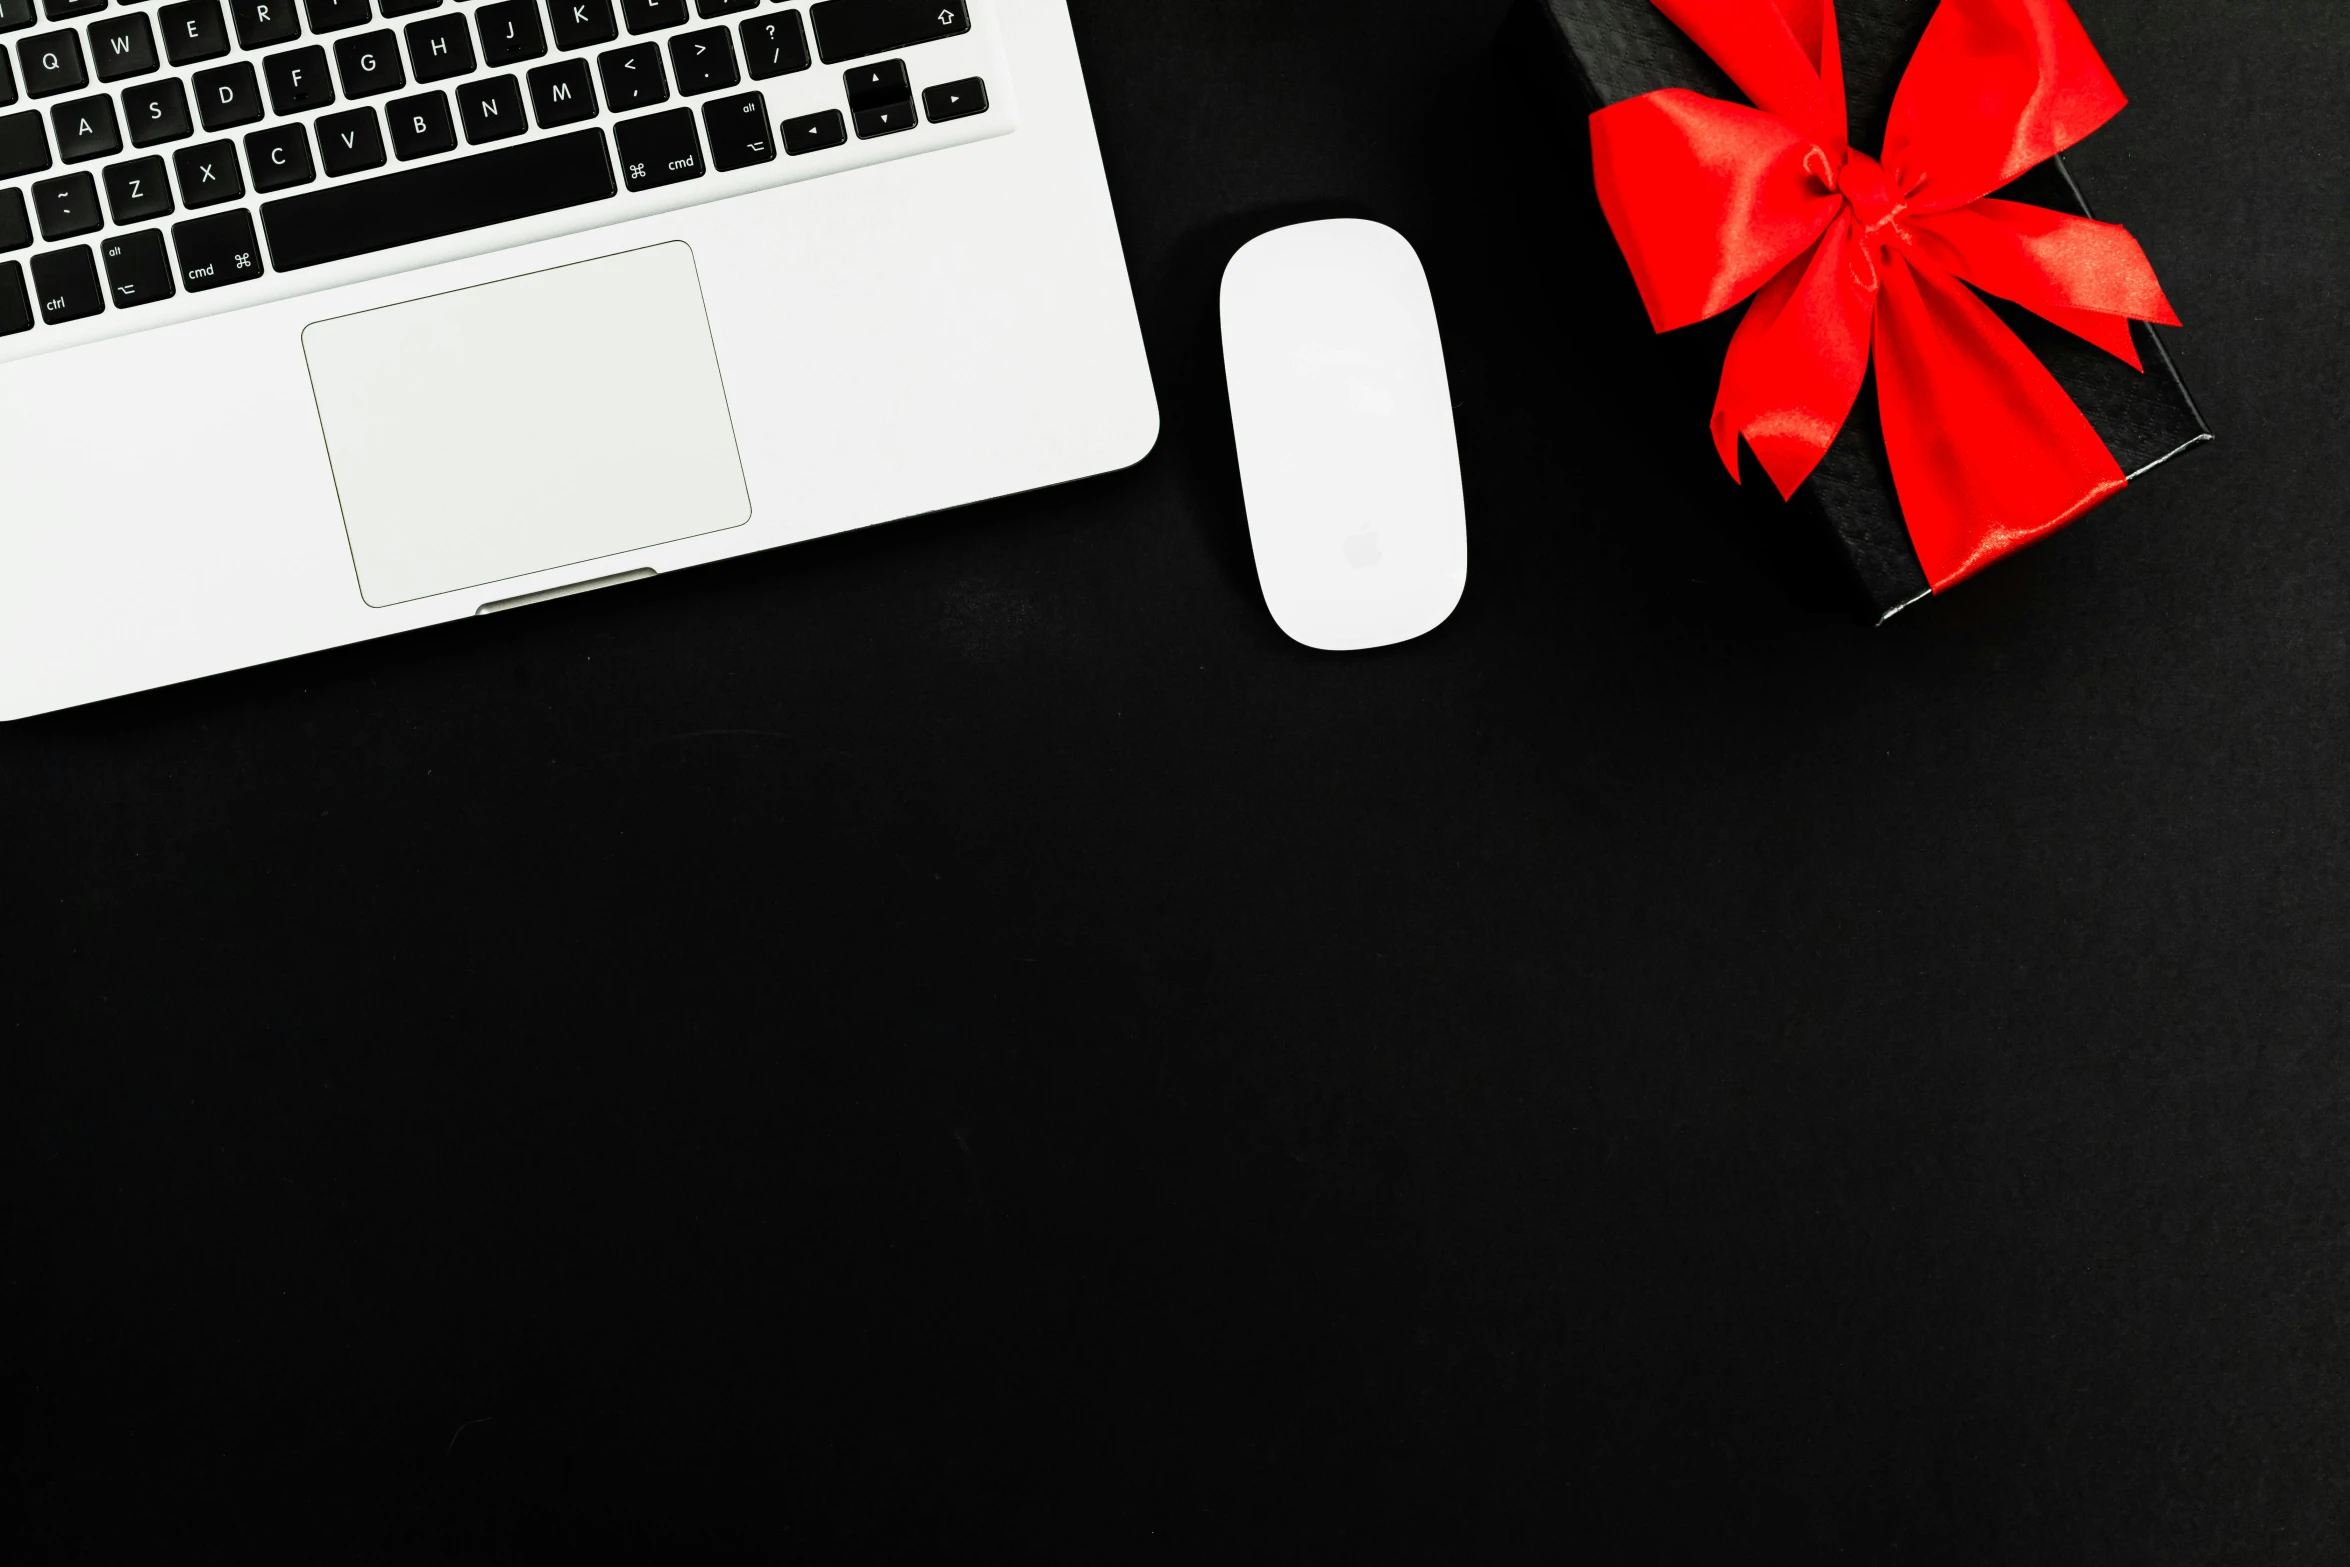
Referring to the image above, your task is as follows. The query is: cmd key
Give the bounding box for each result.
[172,204,261,288]
[612,102,696,188]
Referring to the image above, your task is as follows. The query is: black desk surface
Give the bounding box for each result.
[6,0,2343,1556]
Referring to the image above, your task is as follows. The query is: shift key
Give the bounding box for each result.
[807,0,968,65]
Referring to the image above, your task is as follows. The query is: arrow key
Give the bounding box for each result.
[779,106,840,155]
[921,75,983,124]
[851,99,911,139]
[700,88,769,170]
[101,225,174,306]
[841,57,904,113]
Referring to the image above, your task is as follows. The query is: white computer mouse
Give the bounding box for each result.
[1220,219,1468,652]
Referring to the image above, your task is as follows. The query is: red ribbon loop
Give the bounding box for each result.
[1589,0,2181,593]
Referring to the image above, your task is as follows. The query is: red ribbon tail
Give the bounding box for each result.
[1710,215,1875,498]
[2030,305,2145,370]
[1905,199,2179,369]
[1873,255,2127,592]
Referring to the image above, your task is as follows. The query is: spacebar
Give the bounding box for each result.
[260,130,619,273]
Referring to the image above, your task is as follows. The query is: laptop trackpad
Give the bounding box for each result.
[304,242,752,608]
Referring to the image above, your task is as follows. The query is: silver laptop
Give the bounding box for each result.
[0,0,1157,718]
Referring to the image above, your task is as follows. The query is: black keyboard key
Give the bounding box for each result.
[88,12,157,80]
[260,123,611,268]
[0,185,27,247]
[0,0,26,32]
[665,24,729,93]
[122,76,189,143]
[101,151,170,219]
[158,0,227,63]
[170,135,238,203]
[0,259,27,334]
[384,86,448,156]
[738,9,801,78]
[314,103,380,171]
[595,39,658,108]
[50,92,116,159]
[474,0,540,65]
[101,225,172,304]
[778,106,837,154]
[454,69,519,141]
[29,167,94,234]
[0,104,44,171]
[922,74,981,122]
[244,118,310,186]
[808,0,961,65]
[42,0,105,22]
[229,0,299,48]
[524,55,590,124]
[699,87,764,169]
[172,203,260,288]
[0,48,12,103]
[303,0,367,32]
[264,42,332,111]
[612,101,693,188]
[617,0,681,34]
[376,0,434,15]
[851,98,906,138]
[695,0,751,15]
[30,240,98,320]
[333,27,400,93]
[402,12,466,79]
[192,60,261,128]
[546,0,609,49]
[17,30,85,94]
[841,56,900,112]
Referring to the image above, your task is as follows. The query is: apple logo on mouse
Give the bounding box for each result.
[1344,526,1383,569]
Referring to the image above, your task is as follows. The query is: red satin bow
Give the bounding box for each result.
[1590,0,2180,591]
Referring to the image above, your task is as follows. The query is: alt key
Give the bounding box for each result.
[101,226,174,306]
[700,90,770,170]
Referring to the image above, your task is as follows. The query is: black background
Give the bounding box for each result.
[6,0,2346,1557]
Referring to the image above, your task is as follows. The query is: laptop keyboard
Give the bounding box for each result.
[0,0,1007,353]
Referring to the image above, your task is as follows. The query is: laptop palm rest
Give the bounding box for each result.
[302,241,752,609]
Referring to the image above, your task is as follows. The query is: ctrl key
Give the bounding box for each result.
[30,242,101,324]
[172,207,262,292]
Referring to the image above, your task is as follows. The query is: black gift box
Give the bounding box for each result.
[1520,0,2211,621]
